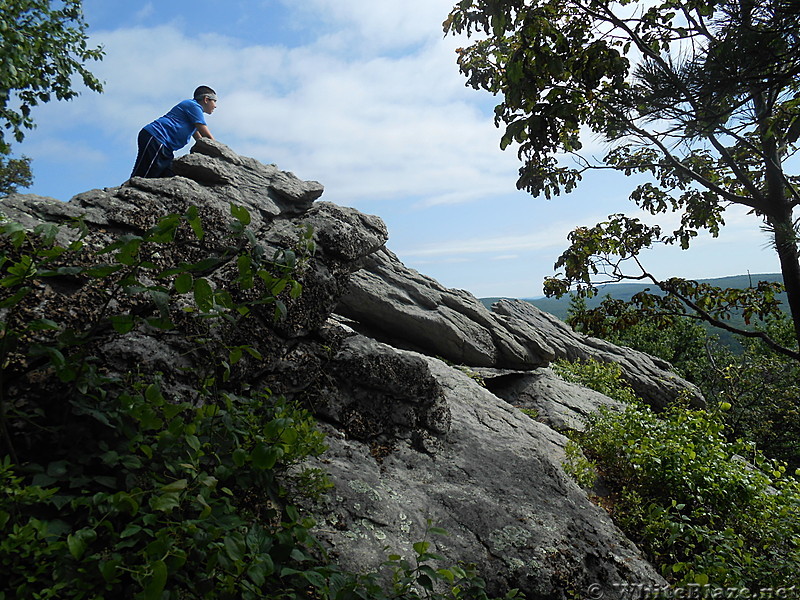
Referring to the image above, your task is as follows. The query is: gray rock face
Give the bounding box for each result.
[490,300,704,409]
[474,367,625,432]
[302,337,664,599]
[337,247,555,369]
[2,140,686,598]
[174,137,324,216]
[337,248,702,410]
[311,332,452,456]
[1,141,383,351]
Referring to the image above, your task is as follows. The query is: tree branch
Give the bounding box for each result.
[580,0,771,210]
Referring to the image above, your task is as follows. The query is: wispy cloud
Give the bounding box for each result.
[27,6,508,207]
[397,227,573,258]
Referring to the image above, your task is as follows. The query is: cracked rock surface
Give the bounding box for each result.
[300,342,664,599]
[337,249,702,410]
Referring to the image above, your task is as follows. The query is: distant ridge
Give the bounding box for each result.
[481,273,785,321]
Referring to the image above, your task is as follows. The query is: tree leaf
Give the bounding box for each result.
[67,528,96,560]
[110,314,136,334]
[193,277,214,312]
[230,203,252,226]
[161,478,188,493]
[174,272,193,294]
[150,493,181,513]
[224,533,246,562]
[143,560,168,600]
[251,442,278,470]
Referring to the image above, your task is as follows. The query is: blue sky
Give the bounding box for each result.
[11,0,781,298]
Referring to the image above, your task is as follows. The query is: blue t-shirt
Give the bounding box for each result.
[144,99,206,151]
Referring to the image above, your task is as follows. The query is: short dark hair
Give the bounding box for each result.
[193,85,216,100]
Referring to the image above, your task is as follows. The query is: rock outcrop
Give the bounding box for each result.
[1,139,701,599]
[300,340,663,598]
[474,366,627,433]
[336,247,555,370]
[337,249,703,410]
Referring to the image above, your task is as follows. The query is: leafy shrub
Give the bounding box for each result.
[574,403,800,589]
[553,359,632,491]
[710,321,800,471]
[574,300,800,470]
[552,357,638,405]
[561,440,597,490]
[0,390,331,599]
[553,357,800,589]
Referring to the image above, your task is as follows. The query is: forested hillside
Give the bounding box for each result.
[482,274,787,351]
[482,274,785,321]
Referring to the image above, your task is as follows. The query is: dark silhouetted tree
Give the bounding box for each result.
[0,0,103,193]
[445,0,800,359]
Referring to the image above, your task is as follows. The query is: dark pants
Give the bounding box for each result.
[131,129,174,178]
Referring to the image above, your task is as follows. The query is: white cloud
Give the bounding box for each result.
[397,226,574,258]
[290,0,458,54]
[35,12,505,206]
[21,138,109,168]
[135,3,155,21]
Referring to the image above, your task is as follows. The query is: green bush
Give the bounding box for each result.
[573,300,800,470]
[712,321,800,471]
[553,358,800,589]
[575,403,800,589]
[552,357,638,405]
[0,390,330,599]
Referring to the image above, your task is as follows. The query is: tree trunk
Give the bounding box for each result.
[760,117,800,348]
[770,208,800,348]
[751,50,800,350]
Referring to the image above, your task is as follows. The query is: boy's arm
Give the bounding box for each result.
[193,124,214,141]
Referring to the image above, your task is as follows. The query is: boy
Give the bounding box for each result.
[130,85,217,178]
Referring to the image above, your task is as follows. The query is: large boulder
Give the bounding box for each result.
[490,300,704,410]
[472,366,626,432]
[337,247,555,369]
[336,249,703,410]
[300,334,665,599]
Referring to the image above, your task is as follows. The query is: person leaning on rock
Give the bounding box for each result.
[130,85,217,178]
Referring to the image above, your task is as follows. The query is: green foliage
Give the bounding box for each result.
[0,207,513,600]
[555,355,800,587]
[553,358,630,489]
[561,440,597,490]
[573,308,800,471]
[0,392,331,599]
[0,155,32,195]
[568,292,725,377]
[573,403,800,589]
[551,357,638,406]
[0,0,104,154]
[378,521,521,600]
[717,321,800,470]
[445,0,800,358]
[555,260,798,360]
[0,205,328,598]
